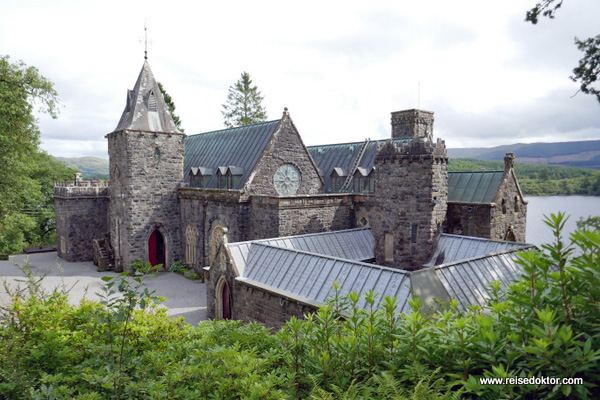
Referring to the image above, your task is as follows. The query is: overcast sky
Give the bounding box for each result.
[2,0,599,159]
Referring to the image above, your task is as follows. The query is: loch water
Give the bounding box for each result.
[525,196,600,247]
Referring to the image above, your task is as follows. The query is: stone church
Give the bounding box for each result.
[54,61,529,326]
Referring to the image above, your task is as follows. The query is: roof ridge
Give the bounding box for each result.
[250,242,410,275]
[186,119,281,138]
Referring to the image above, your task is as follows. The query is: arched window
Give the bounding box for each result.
[185,224,197,267]
[210,225,227,266]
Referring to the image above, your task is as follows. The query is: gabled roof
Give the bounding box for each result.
[228,228,375,276]
[431,249,529,310]
[184,120,281,189]
[113,61,180,133]
[225,228,535,313]
[237,243,412,312]
[447,171,504,203]
[308,138,411,191]
[424,234,532,267]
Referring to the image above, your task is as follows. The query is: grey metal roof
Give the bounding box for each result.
[228,228,375,276]
[433,249,531,310]
[238,243,412,312]
[308,138,411,192]
[113,61,180,133]
[424,234,531,267]
[226,228,535,314]
[447,171,504,203]
[184,120,281,188]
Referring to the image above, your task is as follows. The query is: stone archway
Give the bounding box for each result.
[215,275,231,320]
[148,229,166,268]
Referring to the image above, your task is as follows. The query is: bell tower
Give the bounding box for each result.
[106,61,185,270]
[370,109,448,270]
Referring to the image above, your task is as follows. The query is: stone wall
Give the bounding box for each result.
[248,194,355,239]
[234,281,318,329]
[205,241,317,328]
[54,181,109,262]
[445,153,527,242]
[246,110,323,197]
[370,138,448,270]
[391,109,434,139]
[179,188,248,269]
[445,202,493,238]
[107,130,185,269]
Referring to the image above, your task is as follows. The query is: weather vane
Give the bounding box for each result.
[144,21,148,60]
[139,21,152,60]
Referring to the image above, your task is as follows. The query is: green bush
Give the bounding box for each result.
[1,213,598,399]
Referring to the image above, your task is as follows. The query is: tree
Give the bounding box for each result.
[157,82,184,132]
[221,72,268,128]
[0,56,74,254]
[526,1,600,103]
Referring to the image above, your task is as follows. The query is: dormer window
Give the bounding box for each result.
[190,167,213,188]
[145,90,157,112]
[329,168,347,193]
[350,167,376,193]
[217,166,244,189]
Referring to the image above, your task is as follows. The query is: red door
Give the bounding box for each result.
[222,282,231,320]
[148,230,165,267]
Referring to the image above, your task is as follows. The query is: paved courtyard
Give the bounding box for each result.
[0,252,207,325]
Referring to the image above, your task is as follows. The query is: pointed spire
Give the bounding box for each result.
[113,61,180,133]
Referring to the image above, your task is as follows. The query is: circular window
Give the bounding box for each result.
[273,164,301,195]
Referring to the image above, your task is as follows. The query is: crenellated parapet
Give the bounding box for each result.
[54,180,109,198]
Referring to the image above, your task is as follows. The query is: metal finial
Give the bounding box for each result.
[144,21,148,60]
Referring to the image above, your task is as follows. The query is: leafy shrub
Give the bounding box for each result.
[183,269,200,280]
[167,260,187,274]
[1,214,598,399]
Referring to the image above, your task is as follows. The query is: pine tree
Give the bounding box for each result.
[157,82,184,132]
[221,72,268,128]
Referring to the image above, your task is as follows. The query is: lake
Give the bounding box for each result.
[525,196,600,247]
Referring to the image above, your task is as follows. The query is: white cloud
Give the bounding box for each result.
[1,0,599,158]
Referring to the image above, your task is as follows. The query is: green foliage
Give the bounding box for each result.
[167,260,187,274]
[449,157,600,195]
[221,71,268,128]
[572,35,600,103]
[168,260,202,281]
[0,56,77,254]
[157,82,184,132]
[577,215,600,231]
[1,215,599,399]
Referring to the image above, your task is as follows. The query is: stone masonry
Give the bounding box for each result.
[54,178,109,262]
[107,130,185,269]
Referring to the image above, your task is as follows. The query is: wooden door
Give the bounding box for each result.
[148,230,165,267]
[222,282,231,320]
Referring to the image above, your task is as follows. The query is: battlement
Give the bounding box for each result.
[54,174,109,198]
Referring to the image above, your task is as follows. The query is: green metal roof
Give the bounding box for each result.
[447,171,504,203]
[184,120,281,189]
[308,138,412,191]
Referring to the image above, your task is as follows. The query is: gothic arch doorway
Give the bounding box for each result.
[148,229,166,267]
[215,276,231,320]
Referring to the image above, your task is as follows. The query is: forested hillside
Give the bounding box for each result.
[54,156,108,179]
[448,140,600,170]
[449,158,600,196]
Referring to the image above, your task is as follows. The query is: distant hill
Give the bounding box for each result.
[448,140,600,170]
[54,156,109,179]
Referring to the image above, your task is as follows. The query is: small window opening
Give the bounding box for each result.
[384,233,394,262]
[411,224,418,244]
[153,147,160,164]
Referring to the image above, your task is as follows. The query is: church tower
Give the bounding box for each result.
[106,61,185,270]
[371,109,448,270]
